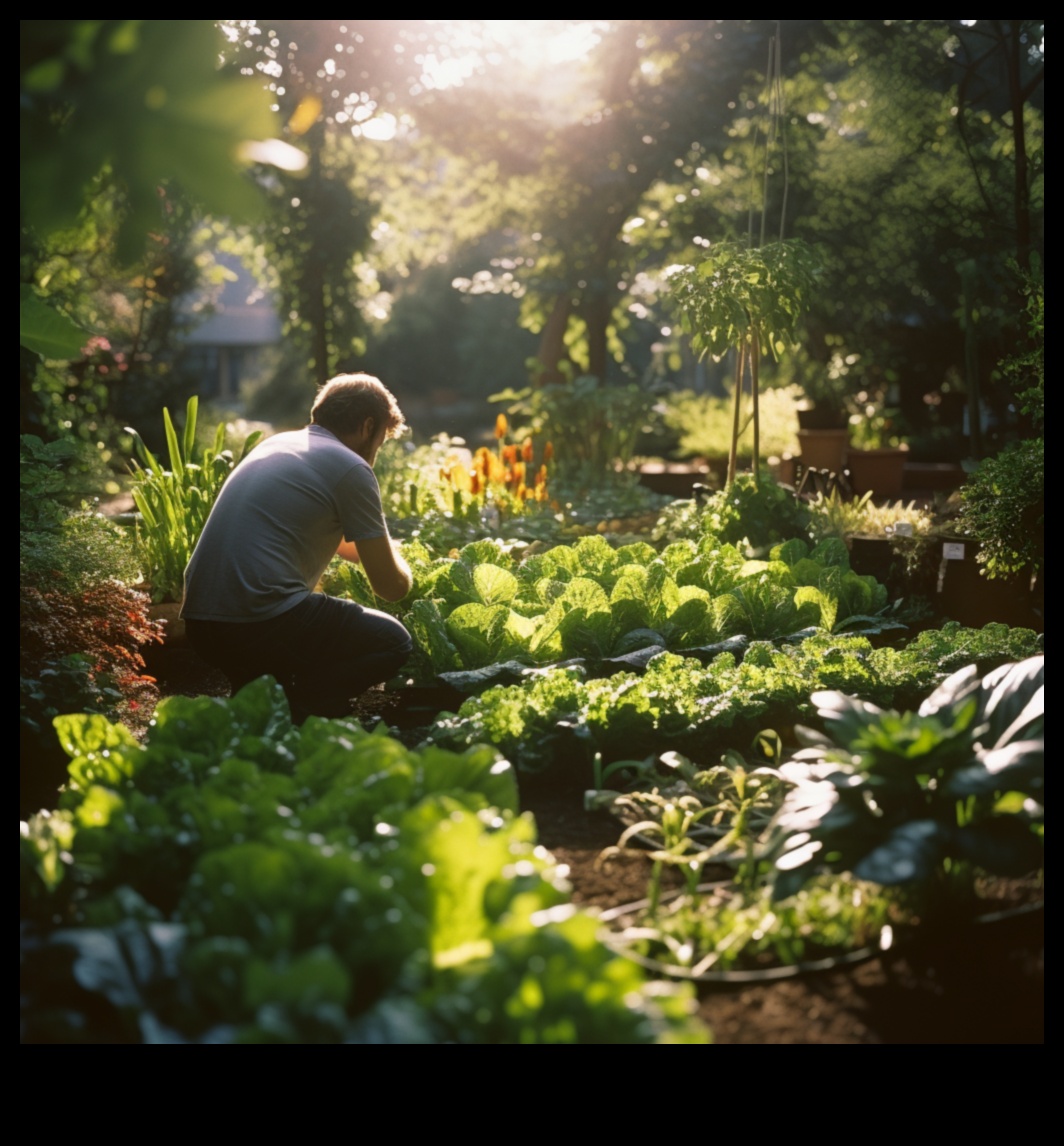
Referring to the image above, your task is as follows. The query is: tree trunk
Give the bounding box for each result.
[534,294,573,387]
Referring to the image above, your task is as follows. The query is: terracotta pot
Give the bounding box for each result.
[847,446,909,498]
[797,428,849,474]
[797,406,848,431]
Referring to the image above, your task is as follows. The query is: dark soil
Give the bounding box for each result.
[148,642,1044,1045]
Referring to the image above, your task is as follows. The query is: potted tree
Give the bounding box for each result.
[667,239,820,489]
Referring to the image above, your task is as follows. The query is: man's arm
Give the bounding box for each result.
[354,535,412,602]
[336,538,360,563]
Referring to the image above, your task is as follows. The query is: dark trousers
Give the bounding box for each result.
[186,594,412,724]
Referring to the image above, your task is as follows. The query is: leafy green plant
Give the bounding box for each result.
[495,375,658,490]
[607,875,894,977]
[957,439,1044,579]
[126,396,262,601]
[20,679,706,1044]
[698,471,811,554]
[21,510,143,596]
[772,657,1044,908]
[591,747,790,867]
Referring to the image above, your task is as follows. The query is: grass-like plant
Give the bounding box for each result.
[807,489,932,540]
[126,396,262,602]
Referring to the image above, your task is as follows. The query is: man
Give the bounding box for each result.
[181,373,413,723]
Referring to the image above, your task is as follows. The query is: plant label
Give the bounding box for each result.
[942,541,966,560]
[894,522,914,537]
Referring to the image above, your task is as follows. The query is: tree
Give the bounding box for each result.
[20,20,287,440]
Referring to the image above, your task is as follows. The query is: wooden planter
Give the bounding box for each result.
[847,446,909,498]
[636,462,712,498]
[936,537,1041,632]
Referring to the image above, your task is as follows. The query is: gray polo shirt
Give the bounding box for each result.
[181,425,387,622]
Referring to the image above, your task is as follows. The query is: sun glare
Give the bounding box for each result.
[418,20,602,91]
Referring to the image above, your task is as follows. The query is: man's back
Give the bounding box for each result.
[182,425,386,622]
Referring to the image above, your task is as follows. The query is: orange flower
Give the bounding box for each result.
[543,441,555,462]
[470,472,481,496]
[502,444,518,465]
[522,439,534,463]
[495,413,508,439]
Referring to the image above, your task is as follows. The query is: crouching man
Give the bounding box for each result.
[181,373,413,723]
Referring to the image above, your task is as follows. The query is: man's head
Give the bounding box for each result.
[311,373,408,446]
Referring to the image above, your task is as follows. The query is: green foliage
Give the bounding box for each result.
[429,623,1041,777]
[614,876,895,976]
[126,397,263,601]
[19,286,88,360]
[772,657,1044,902]
[668,240,821,364]
[496,376,659,489]
[807,489,932,541]
[19,435,85,531]
[20,680,705,1043]
[21,511,142,597]
[21,21,279,264]
[332,529,893,683]
[699,472,811,553]
[957,439,1044,578]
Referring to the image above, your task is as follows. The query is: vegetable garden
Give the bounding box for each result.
[21,20,1042,1043]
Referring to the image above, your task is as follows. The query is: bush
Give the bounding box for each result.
[958,438,1044,578]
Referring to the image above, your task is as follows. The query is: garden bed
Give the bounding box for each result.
[146,645,1043,1044]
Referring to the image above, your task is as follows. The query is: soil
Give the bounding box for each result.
[146,642,1044,1045]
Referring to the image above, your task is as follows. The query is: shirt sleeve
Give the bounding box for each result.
[336,462,388,542]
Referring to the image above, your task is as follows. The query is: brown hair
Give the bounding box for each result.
[310,373,407,439]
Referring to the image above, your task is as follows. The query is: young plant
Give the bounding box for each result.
[806,489,932,541]
[668,239,820,486]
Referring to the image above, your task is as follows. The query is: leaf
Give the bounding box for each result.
[472,564,518,606]
[439,660,537,694]
[852,821,944,885]
[20,287,90,359]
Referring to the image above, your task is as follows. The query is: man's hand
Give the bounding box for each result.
[354,535,412,602]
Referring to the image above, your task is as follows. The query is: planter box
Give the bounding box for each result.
[937,537,1041,632]
[636,462,712,498]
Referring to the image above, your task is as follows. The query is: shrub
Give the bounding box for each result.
[958,438,1044,579]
